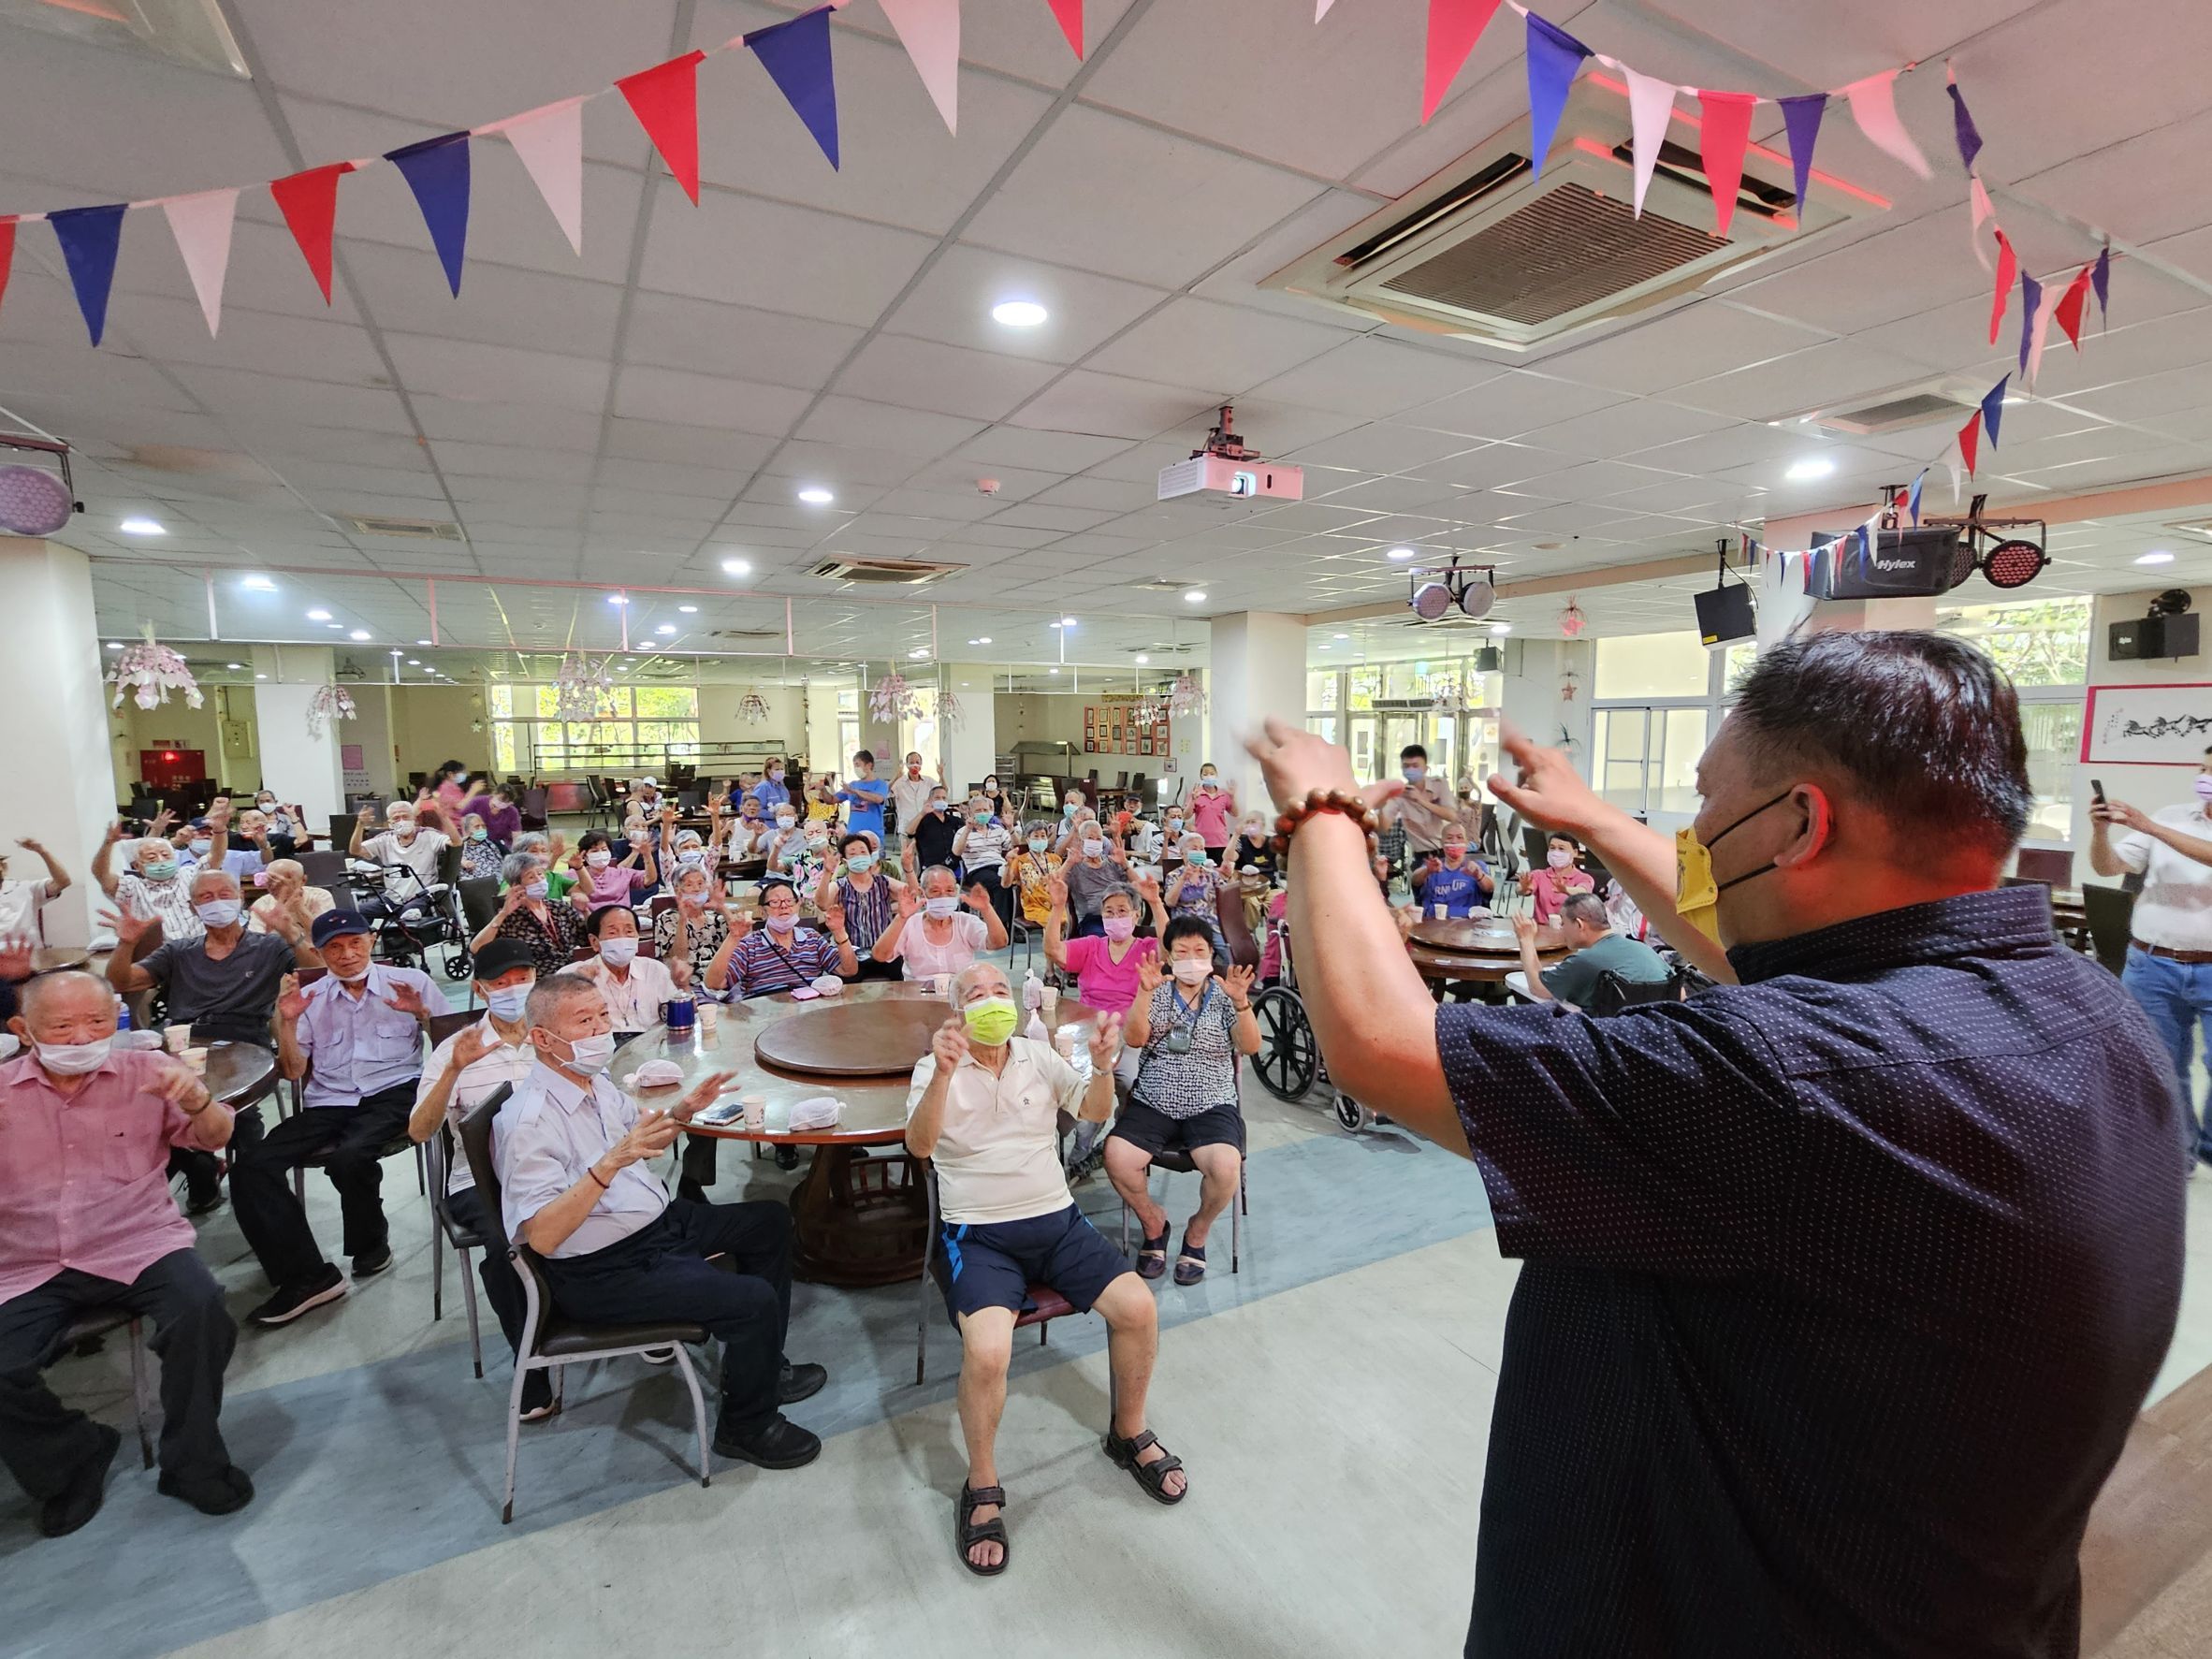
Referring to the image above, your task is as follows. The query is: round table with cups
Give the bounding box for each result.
[607,979,1106,1287]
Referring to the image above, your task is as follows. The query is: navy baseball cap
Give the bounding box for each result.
[310,909,373,947]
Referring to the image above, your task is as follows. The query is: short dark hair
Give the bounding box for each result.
[1549,831,1581,851]
[1400,744,1427,762]
[1560,891,1609,931]
[576,830,609,853]
[853,749,873,765]
[1729,631,2030,858]
[838,830,877,856]
[1160,914,1219,959]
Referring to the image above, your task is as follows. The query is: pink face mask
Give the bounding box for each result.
[1101,915,1137,942]
[1547,848,1575,869]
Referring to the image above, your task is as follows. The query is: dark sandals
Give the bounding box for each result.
[1136,1222,1170,1280]
[1104,1427,1187,1505]
[956,1481,1011,1576]
[1172,1231,1207,1287]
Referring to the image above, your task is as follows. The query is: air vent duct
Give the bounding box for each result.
[1793,385,1978,436]
[341,514,465,542]
[808,557,963,586]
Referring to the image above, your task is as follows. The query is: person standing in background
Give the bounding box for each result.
[2090,746,2212,1173]
[1383,744,1456,871]
[890,752,939,852]
[838,750,890,847]
[1188,764,1237,859]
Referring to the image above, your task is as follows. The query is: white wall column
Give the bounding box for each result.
[941,663,1000,798]
[250,645,345,825]
[1207,612,1306,808]
[0,536,123,947]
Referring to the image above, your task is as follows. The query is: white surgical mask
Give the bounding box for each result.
[524,879,549,900]
[848,851,877,872]
[1082,838,1104,859]
[677,850,706,867]
[1547,848,1574,869]
[188,839,213,859]
[776,813,797,829]
[1026,837,1048,853]
[1171,957,1212,985]
[485,984,531,1021]
[767,768,785,781]
[599,937,638,967]
[924,895,960,920]
[764,911,797,934]
[585,850,612,869]
[35,1037,112,1074]
[560,1032,617,1076]
[679,888,708,910]
[195,899,241,929]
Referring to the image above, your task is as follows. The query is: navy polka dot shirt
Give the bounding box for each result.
[1439,886,2184,1657]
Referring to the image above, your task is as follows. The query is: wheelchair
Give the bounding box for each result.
[1246,911,1378,1134]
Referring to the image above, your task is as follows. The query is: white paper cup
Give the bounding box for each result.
[1040,986,1059,1016]
[164,1024,193,1055]
[1054,1026,1079,1059]
[931,972,950,995]
[697,1003,720,1034]
[182,1047,210,1073]
[741,1094,765,1132]
[1433,903,1448,921]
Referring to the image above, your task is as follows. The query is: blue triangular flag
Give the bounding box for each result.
[2017,269,2041,374]
[1906,471,1925,528]
[1945,77,1983,173]
[1525,13,1592,182]
[748,7,840,170]
[2091,245,2110,326]
[48,203,126,345]
[1855,524,1873,570]
[1779,94,1826,213]
[1980,375,2009,448]
[386,132,471,296]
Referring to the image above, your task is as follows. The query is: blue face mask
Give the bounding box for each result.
[144,860,179,881]
[1186,851,1210,868]
[484,983,531,1022]
[848,851,878,872]
[188,839,212,859]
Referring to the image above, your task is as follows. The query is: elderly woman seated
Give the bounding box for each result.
[656,861,732,994]
[906,961,1186,1576]
[869,864,1006,981]
[457,812,504,881]
[473,850,588,978]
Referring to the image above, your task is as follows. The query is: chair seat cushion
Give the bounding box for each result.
[537,1317,709,1357]
[1150,1150,1200,1174]
[1014,1285,1073,1326]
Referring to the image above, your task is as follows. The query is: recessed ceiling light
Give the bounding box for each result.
[348,629,371,641]
[1785,458,1836,481]
[2135,550,2176,565]
[1060,616,1077,627]
[991,299,1049,327]
[907,648,929,660]
[105,641,122,649]
[1317,643,1332,651]
[1332,633,1348,640]
[797,487,835,505]
[1387,546,1417,561]
[1489,621,1512,634]
[226,662,243,670]
[976,635,992,644]
[306,609,331,621]
[326,622,343,631]
[606,592,628,605]
[656,624,676,634]
[1134,654,1149,663]
[240,575,276,591]
[678,604,699,613]
[720,557,752,575]
[255,673,267,680]
[118,517,166,535]
[415,638,431,646]
[1048,666,1060,675]
[407,659,420,665]
[1185,590,1208,604]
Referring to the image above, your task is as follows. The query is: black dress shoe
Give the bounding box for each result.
[39,1424,121,1538]
[247,1264,348,1327]
[157,1463,255,1516]
[184,1188,226,1217]
[713,1414,822,1470]
[779,1361,827,1404]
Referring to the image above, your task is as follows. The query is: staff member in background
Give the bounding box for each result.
[0,836,71,944]
[1526,830,1597,924]
[2090,746,2212,1173]
[748,757,795,817]
[837,750,890,846]
[1188,764,1237,857]
[1381,744,1456,870]
[1410,826,1492,918]
[890,752,939,851]
[1246,630,2182,1658]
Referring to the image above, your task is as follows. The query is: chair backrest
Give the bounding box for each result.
[458,1084,517,1244]
[2081,881,2135,976]
[1212,879,1261,969]
[296,849,348,890]
[328,813,361,852]
[297,964,328,987]
[427,1009,480,1048]
[2016,848,2074,887]
[520,786,549,822]
[545,781,591,815]
[1587,968,1687,1017]
[458,877,502,938]
[432,844,463,887]
[1521,823,1550,870]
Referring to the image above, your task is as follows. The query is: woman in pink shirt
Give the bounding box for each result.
[1043,873,1170,1016]
[569,830,656,913]
[1188,764,1237,854]
[1526,830,1597,924]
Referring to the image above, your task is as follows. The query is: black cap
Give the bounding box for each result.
[470,939,536,982]
[310,909,372,947]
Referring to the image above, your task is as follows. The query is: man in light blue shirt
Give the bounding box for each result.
[837,749,889,844]
[229,910,436,1329]
[494,971,826,1469]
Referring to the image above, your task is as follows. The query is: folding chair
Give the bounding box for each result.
[422,1010,488,1376]
[56,1307,156,1471]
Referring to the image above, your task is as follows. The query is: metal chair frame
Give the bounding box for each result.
[57,1308,156,1471]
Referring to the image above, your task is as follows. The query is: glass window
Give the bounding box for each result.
[490,684,700,777]
[1722,640,1758,696]
[1656,707,1709,816]
[1307,715,1338,747]
[1935,595,2090,688]
[1306,670,1340,711]
[1346,666,1383,712]
[2018,701,2084,843]
[1594,631,1710,699]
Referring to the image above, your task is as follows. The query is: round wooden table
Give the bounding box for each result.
[203,1041,278,1108]
[607,982,1104,1287]
[1407,916,1566,993]
[30,946,91,973]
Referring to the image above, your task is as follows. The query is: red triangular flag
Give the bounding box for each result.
[1045,0,1083,58]
[1423,0,1506,124]
[2053,263,2093,351]
[269,162,354,304]
[1957,409,1981,477]
[1697,91,1757,240]
[1988,228,2016,345]
[0,217,14,325]
[618,50,707,204]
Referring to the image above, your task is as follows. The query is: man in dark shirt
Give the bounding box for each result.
[1248,631,2183,1658]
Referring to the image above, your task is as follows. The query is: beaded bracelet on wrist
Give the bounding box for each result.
[1269,790,1383,858]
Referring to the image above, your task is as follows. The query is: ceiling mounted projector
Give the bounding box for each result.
[0,435,80,537]
[1157,403,1302,507]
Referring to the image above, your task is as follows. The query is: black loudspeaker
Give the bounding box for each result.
[2113,613,2201,661]
[1695,584,1756,646]
[1807,527,1968,599]
[1475,645,1503,673]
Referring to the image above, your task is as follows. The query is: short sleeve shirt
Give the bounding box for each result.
[1061,933,1157,1014]
[1132,979,1242,1118]
[957,822,1012,873]
[2113,802,2212,950]
[493,901,588,977]
[1537,931,1670,1007]
[1064,856,1130,922]
[138,931,296,1045]
[905,1038,1086,1225]
[839,779,889,841]
[888,911,987,980]
[1417,862,1489,917]
[726,926,840,997]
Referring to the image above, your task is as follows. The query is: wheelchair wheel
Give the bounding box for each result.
[442,943,473,979]
[1249,984,1319,1101]
[1332,1093,1374,1133]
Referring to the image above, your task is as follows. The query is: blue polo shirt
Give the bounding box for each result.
[838,777,888,841]
[748,777,790,814]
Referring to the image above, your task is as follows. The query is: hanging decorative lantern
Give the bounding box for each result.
[937,687,964,729]
[552,652,615,721]
[736,691,770,726]
[1167,670,1205,720]
[305,684,357,737]
[108,626,202,712]
[1558,599,1588,638]
[869,669,922,722]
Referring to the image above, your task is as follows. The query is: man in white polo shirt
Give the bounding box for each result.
[905,961,1186,1577]
[2091,744,2212,1171]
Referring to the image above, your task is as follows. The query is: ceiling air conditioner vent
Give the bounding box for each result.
[1264,83,1876,353]
[808,557,963,586]
[1799,387,1976,436]
[341,514,465,541]
[708,627,786,643]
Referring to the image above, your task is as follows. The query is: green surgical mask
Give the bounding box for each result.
[961,997,1018,1047]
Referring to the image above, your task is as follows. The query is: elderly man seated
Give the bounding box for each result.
[906,963,1186,1577]
[94,817,202,943]
[103,867,298,1215]
[1509,890,1670,1006]
[0,972,252,1535]
[496,971,826,1467]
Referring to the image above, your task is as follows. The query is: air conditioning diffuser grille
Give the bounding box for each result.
[808,558,963,586]
[1379,183,1718,326]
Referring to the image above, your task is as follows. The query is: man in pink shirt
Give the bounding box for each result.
[0,971,254,1536]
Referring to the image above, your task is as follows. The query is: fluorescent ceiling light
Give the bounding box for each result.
[977,635,992,644]
[907,648,929,659]
[1185,590,1207,604]
[606,593,628,605]
[678,604,699,613]
[797,487,835,505]
[407,659,420,665]
[348,629,371,641]
[240,575,276,591]
[1060,616,1078,627]
[1134,654,1149,663]
[1332,633,1348,640]
[226,662,242,670]
[326,623,343,631]
[1048,666,1060,675]
[1387,546,1416,561]
[1490,621,1512,634]
[119,517,166,535]
[656,624,676,634]
[416,638,431,646]
[720,557,751,575]
[255,673,267,680]
[2135,550,2176,565]
[306,608,331,621]
[991,299,1049,327]
[105,641,122,649]
[1785,458,1836,481]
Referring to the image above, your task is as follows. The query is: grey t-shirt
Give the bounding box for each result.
[140,931,297,1045]
[1065,855,1130,922]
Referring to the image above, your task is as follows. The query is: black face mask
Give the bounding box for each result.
[1703,789,1800,895]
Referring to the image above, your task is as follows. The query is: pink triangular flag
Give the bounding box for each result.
[1316,0,1334,17]
[1422,0,1506,125]
[160,187,237,336]
[1968,176,1995,271]
[880,0,961,134]
[1045,0,1083,56]
[1842,69,1931,180]
[501,98,585,255]
[1698,90,1757,239]
[1623,69,1676,218]
[2024,279,2060,386]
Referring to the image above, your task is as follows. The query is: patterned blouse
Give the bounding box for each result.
[653,903,731,989]
[491,900,588,976]
[834,875,896,953]
[1131,980,1243,1119]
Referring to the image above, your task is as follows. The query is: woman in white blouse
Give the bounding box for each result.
[574,903,681,1032]
[871,863,1007,979]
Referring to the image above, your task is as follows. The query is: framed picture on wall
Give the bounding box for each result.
[2082,682,2212,764]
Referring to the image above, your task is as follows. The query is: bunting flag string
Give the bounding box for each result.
[2016,269,2041,377]
[878,0,961,135]
[2054,264,2094,350]
[1698,91,1756,240]
[1778,94,1826,215]
[496,99,586,256]
[2025,277,2061,386]
[1906,470,1925,528]
[618,51,708,202]
[1989,228,2016,345]
[386,134,472,296]
[1980,376,2009,448]
[1425,0,1506,126]
[1957,410,1981,479]
[159,188,238,335]
[746,7,842,169]
[269,163,352,304]
[1968,176,1996,271]
[2091,246,2111,327]
[1523,11,1591,181]
[1623,69,1675,215]
[1045,0,1084,60]
[49,204,126,345]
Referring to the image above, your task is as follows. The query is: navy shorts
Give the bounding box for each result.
[1110,1098,1245,1158]
[934,1203,1129,1326]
